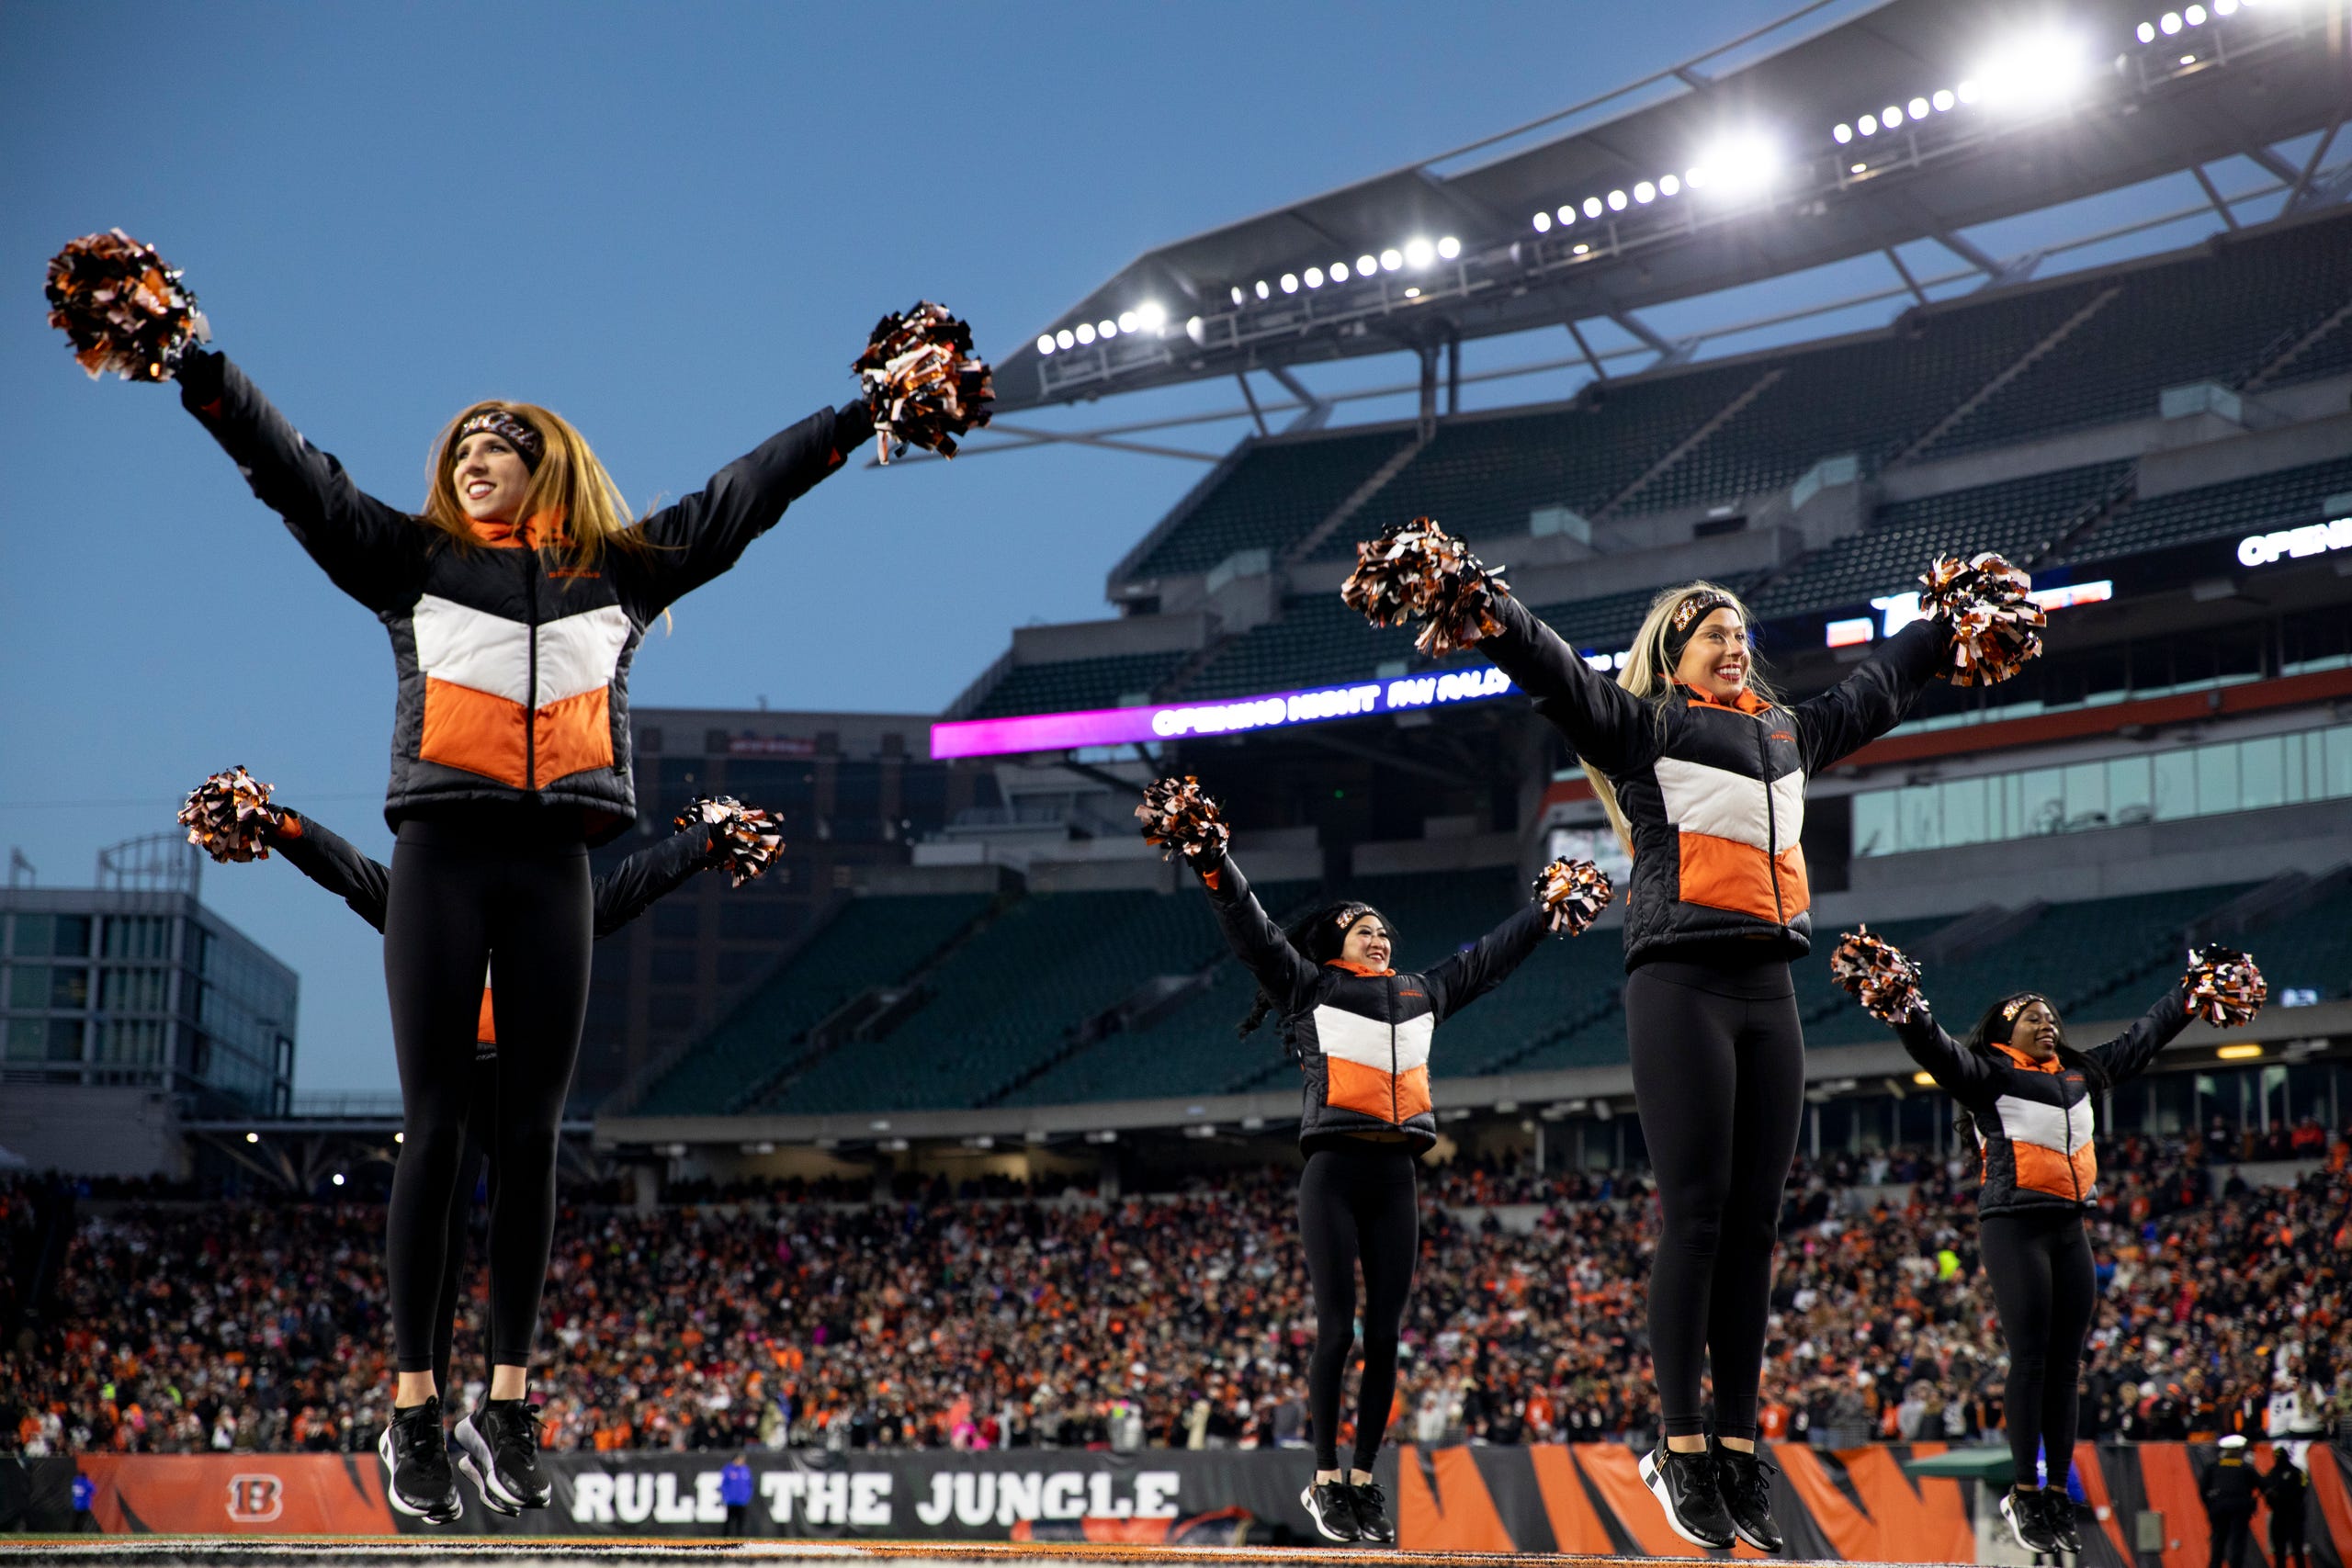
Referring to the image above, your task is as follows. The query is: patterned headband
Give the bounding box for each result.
[1660,591,1738,671]
[455,409,544,470]
[1332,903,1377,931]
[2001,993,2050,1024]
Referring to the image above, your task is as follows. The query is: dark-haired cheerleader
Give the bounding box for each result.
[207,784,772,1517]
[57,234,978,1524]
[1144,778,1607,1547]
[1835,932,2266,1556]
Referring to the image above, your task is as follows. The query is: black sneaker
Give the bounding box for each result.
[1350,1479,1396,1546]
[2042,1489,2085,1555]
[1301,1478,1362,1543]
[1641,1444,1736,1551]
[455,1398,551,1513]
[2001,1487,2059,1555]
[1714,1441,1785,1554]
[378,1397,460,1524]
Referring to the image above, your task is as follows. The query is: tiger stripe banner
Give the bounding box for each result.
[5,1440,2346,1558]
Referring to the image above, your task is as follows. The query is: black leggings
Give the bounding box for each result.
[1979,1209,2096,1484]
[384,811,590,1376]
[1625,955,1805,1440]
[1299,1140,1419,1471]
[428,1047,499,1400]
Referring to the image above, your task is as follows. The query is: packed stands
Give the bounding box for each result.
[9,1125,2346,1455]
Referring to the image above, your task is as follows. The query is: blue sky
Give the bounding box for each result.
[0,2,2300,1093]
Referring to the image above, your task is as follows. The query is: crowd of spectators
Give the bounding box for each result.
[5,1116,2347,1458]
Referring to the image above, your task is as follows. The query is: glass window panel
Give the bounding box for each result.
[48,967,87,1010]
[53,917,90,957]
[2000,773,2026,840]
[2325,727,2352,799]
[2239,736,2284,812]
[2109,756,2154,824]
[1898,784,1941,852]
[2283,733,2307,807]
[45,1019,84,1062]
[2019,767,2066,836]
[7,965,48,1009]
[2196,743,2238,817]
[2062,761,2108,829]
[2154,750,2198,820]
[4,1019,45,1061]
[9,916,51,956]
[1942,777,1989,847]
[1852,792,1896,858]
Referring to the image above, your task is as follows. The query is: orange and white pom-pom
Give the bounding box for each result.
[46,231,208,382]
[1532,858,1611,936]
[1340,516,1511,659]
[676,795,786,886]
[1136,775,1230,866]
[1830,926,1930,1025]
[177,767,277,863]
[855,301,994,463]
[2183,944,2267,1028]
[1918,552,2045,687]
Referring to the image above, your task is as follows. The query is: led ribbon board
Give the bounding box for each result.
[932,667,1515,760]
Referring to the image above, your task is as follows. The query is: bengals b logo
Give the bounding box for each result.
[227,1473,284,1523]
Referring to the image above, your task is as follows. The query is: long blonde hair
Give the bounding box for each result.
[1581,581,1779,856]
[422,400,648,567]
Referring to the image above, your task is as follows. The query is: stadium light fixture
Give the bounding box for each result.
[1692,135,1781,193]
[1634,181,1657,203]
[1933,88,1955,110]
[1583,196,1603,218]
[2217,1043,2264,1060]
[1607,187,1629,210]
[1403,237,1435,267]
[1330,260,1351,280]
[1532,210,1552,231]
[1379,248,1403,271]
[333,1173,345,1186]
[1834,122,1855,142]
[1356,253,1378,275]
[1184,315,1204,344]
[1304,266,1324,288]
[1136,300,1167,333]
[1036,334,1056,355]
[2161,10,2183,31]
[1075,321,1096,344]
[245,1131,259,1143]
[1057,328,1075,350]
[1116,310,1136,333]
[1659,175,1680,197]
[1883,105,1905,129]
[1228,286,1244,306]
[395,1132,404,1145]
[1252,279,1270,299]
[1097,318,1116,338]
[1858,113,1879,135]
[1970,31,2090,108]
[1437,235,1462,259]
[1909,96,1930,118]
[1912,1071,1936,1086]
[1280,272,1298,293]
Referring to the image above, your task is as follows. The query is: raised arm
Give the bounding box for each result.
[1194,852,1319,1017]
[1791,618,1944,774]
[176,351,427,610]
[1424,901,1549,1022]
[2082,982,2194,1086]
[1891,1012,2004,1111]
[591,825,716,939]
[1477,595,1659,773]
[626,401,876,609]
[267,809,391,932]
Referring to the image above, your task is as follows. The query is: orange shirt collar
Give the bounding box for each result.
[1674,679,1770,715]
[1992,1041,2062,1074]
[468,509,566,549]
[1325,958,1395,978]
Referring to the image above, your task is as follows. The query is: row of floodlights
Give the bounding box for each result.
[1043,2,2284,361]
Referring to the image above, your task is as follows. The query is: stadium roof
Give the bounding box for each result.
[990,0,2350,415]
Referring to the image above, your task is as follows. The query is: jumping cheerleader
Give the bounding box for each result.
[186,774,777,1518]
[1340,527,2041,1552]
[156,337,883,1522]
[1833,931,2267,1557]
[1141,777,1610,1548]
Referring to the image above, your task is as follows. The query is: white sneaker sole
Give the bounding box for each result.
[454,1416,532,1514]
[1640,1450,1733,1551]
[1300,1485,1356,1543]
[377,1427,460,1523]
[2000,1495,2053,1555]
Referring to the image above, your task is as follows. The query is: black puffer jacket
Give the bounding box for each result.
[1894,985,2191,1218]
[1200,853,1549,1153]
[1476,594,1943,970]
[180,352,865,845]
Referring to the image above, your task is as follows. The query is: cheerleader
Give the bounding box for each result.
[1145,777,1608,1547]
[1835,931,2266,1555]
